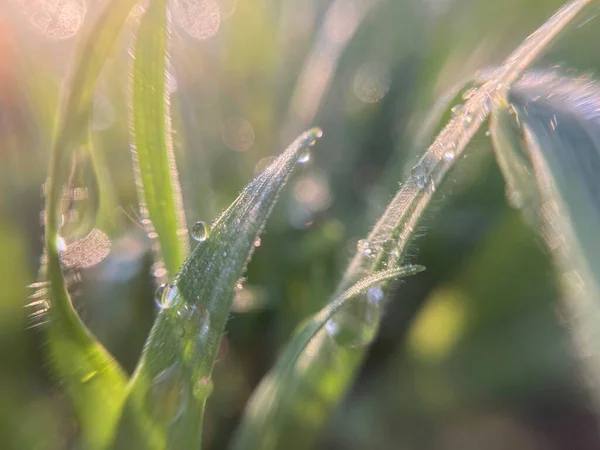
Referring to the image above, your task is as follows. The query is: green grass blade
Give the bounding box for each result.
[492,71,600,402]
[42,1,140,448]
[234,2,594,448]
[234,265,424,447]
[131,0,188,276]
[111,128,323,450]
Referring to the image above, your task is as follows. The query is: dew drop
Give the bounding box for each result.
[410,162,435,192]
[297,151,311,164]
[357,239,374,257]
[462,112,474,127]
[148,363,187,424]
[235,278,245,291]
[485,130,491,137]
[254,237,261,247]
[155,283,180,309]
[179,303,211,358]
[384,238,401,261]
[155,283,166,303]
[191,221,211,242]
[443,150,455,162]
[326,295,381,348]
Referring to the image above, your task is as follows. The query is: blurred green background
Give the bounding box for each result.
[1,0,600,448]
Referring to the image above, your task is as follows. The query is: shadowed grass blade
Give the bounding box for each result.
[492,71,600,403]
[42,1,139,448]
[131,0,188,277]
[111,128,323,450]
[234,2,595,448]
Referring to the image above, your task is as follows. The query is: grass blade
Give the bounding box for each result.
[234,265,424,447]
[42,0,140,448]
[131,0,188,277]
[111,128,323,450]
[492,71,600,403]
[234,2,595,448]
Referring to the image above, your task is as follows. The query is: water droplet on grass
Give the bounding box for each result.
[357,239,374,257]
[326,295,381,348]
[178,303,211,358]
[191,221,210,242]
[462,112,474,127]
[297,151,311,163]
[155,284,180,309]
[410,162,435,192]
[148,363,187,424]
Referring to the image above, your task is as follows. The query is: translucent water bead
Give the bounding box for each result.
[191,221,211,242]
[155,283,180,309]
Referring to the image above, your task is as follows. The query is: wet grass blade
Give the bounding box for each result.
[42,0,140,448]
[131,0,188,276]
[234,265,424,446]
[111,129,323,450]
[233,2,595,448]
[492,71,600,402]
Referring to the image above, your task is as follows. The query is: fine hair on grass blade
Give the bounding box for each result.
[130,0,188,280]
[490,70,600,407]
[110,129,323,450]
[41,0,142,448]
[233,1,595,449]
